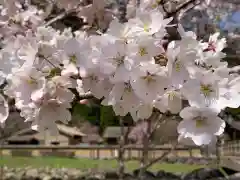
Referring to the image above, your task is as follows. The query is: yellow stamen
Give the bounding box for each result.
[143,24,150,32]
[194,116,207,128]
[27,77,36,84]
[142,72,156,84]
[167,91,176,101]
[113,55,124,67]
[139,47,148,56]
[175,61,181,72]
[124,82,132,92]
[200,84,214,97]
[69,55,77,64]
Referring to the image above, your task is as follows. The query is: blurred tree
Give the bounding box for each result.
[100,105,119,132]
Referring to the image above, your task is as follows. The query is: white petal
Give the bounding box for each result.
[168,92,182,114]
[0,94,9,126]
[179,106,199,119]
[178,134,195,146]
[61,63,78,77]
[213,117,225,136]
[192,134,214,146]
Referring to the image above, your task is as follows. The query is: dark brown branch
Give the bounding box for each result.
[164,0,199,18]
[118,0,128,23]
[78,92,95,100]
[42,0,54,19]
[43,3,82,27]
[159,0,170,15]
[138,111,164,179]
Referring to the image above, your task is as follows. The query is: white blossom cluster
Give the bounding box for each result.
[0,0,240,146]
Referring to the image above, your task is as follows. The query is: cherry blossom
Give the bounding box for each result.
[178,106,225,146]
[0,0,240,146]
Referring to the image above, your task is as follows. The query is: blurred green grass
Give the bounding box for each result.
[0,156,204,173]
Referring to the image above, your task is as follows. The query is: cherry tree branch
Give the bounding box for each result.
[164,0,199,18]
[43,8,76,27]
[118,0,128,23]
[159,0,170,15]
[141,142,178,170]
[70,87,95,103]
[42,0,54,19]
[78,92,95,100]
[149,113,167,139]
[43,2,83,27]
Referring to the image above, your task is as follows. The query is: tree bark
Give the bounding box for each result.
[118,117,125,180]
[139,119,151,180]
[216,136,223,166]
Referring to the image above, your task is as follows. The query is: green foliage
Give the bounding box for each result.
[71,102,119,130]
[72,103,99,124]
[226,107,240,116]
[100,105,119,130]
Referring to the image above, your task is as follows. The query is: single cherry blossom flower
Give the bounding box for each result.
[177,106,225,146]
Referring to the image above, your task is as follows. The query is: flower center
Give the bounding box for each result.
[174,61,181,72]
[69,54,77,64]
[167,91,176,101]
[142,71,156,84]
[194,116,208,128]
[113,54,125,67]
[200,84,214,97]
[27,77,37,84]
[124,81,133,92]
[138,47,148,56]
[143,24,150,32]
[203,41,216,52]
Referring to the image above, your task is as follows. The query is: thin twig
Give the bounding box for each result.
[177,0,201,21]
[42,0,54,19]
[164,0,198,18]
[141,142,178,170]
[44,10,71,27]
[149,113,166,139]
[39,54,58,68]
[138,112,169,179]
[43,4,81,27]
[159,0,170,16]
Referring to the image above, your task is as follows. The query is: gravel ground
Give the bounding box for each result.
[1,166,239,180]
